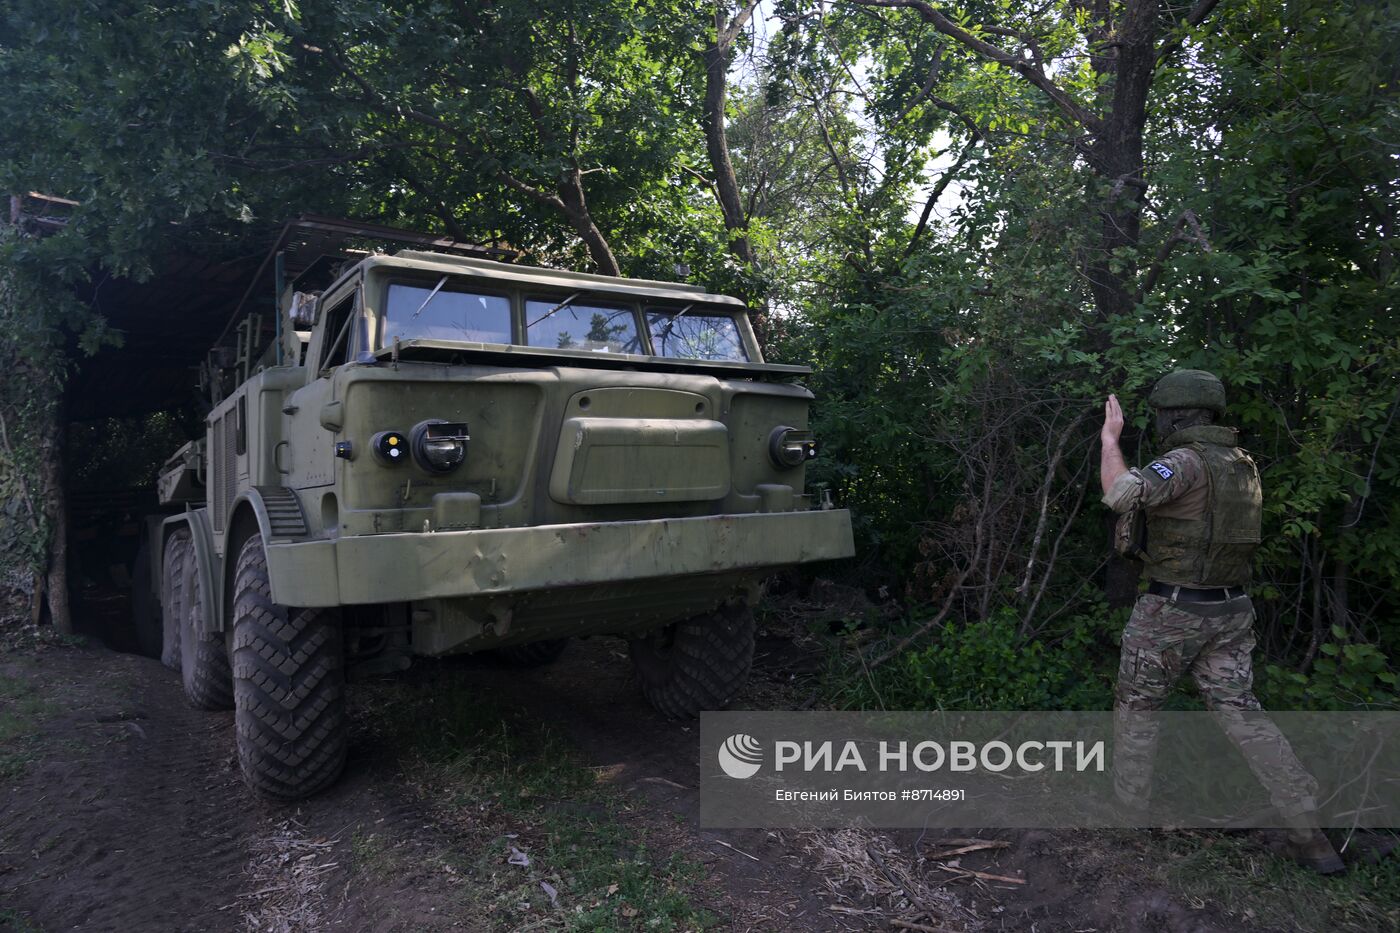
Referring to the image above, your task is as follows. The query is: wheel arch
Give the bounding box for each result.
[226,487,317,623]
[160,509,219,631]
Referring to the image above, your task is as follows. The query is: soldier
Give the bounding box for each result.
[1099,369,1344,875]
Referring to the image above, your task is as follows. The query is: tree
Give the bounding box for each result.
[826,0,1231,604]
[844,0,1224,329]
[724,85,867,308]
[0,0,726,628]
[779,0,1398,699]
[700,1,762,270]
[1134,0,1400,671]
[0,0,339,631]
[281,0,711,276]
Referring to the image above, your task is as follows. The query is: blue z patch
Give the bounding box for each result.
[1148,462,1174,480]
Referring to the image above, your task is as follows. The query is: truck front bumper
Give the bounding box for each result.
[266,509,855,608]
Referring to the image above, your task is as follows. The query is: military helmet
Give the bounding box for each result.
[1148,369,1226,416]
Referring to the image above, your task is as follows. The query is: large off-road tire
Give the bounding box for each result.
[180,561,234,711]
[493,638,569,667]
[230,534,347,799]
[160,530,190,671]
[628,603,756,719]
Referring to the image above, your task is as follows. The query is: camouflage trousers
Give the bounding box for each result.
[1113,593,1319,820]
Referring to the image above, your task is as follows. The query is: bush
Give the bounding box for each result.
[1259,626,1400,711]
[832,607,1119,711]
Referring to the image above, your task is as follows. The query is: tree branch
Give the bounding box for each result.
[745,168,767,220]
[1155,0,1223,67]
[800,81,854,201]
[893,45,946,123]
[718,0,762,51]
[1017,411,1087,600]
[905,138,978,257]
[1135,208,1211,302]
[844,0,1104,130]
[316,40,474,144]
[209,140,446,172]
[497,170,565,211]
[393,160,471,242]
[682,165,716,189]
[924,93,987,143]
[566,19,582,158]
[702,2,760,268]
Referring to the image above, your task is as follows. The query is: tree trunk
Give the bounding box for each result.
[1083,0,1157,345]
[701,39,756,269]
[559,169,621,277]
[1331,494,1360,634]
[1084,1,1157,596]
[39,402,71,634]
[1330,558,1351,634]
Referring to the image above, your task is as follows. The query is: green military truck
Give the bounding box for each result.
[152,219,854,799]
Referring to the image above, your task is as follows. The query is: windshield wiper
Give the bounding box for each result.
[410,275,450,319]
[656,302,695,343]
[527,291,582,329]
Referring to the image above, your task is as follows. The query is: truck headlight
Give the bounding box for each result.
[411,420,469,473]
[768,426,817,469]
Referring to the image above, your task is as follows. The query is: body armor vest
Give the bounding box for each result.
[1143,425,1262,587]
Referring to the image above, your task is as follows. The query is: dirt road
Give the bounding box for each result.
[1,637,968,931]
[0,629,1350,932]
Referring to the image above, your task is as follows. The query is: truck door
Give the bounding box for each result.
[283,285,362,489]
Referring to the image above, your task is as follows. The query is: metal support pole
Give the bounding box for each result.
[273,249,286,366]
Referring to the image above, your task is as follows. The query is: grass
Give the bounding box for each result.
[0,670,53,781]
[1147,829,1400,932]
[0,906,43,932]
[806,608,1400,930]
[353,668,715,932]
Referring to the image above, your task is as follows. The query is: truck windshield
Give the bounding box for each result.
[384,283,512,345]
[646,310,749,362]
[525,299,642,354]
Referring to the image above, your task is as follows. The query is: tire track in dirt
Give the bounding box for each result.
[1,649,256,931]
[1,645,547,932]
[4,636,970,931]
[0,631,1331,932]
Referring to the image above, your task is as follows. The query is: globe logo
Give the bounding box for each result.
[717,733,763,779]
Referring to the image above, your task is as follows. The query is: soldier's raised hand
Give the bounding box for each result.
[1102,394,1125,445]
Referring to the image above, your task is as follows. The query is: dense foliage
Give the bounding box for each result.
[761,1,1399,710]
[1,1,1396,706]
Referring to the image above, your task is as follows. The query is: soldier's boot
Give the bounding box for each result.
[1284,830,1345,876]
